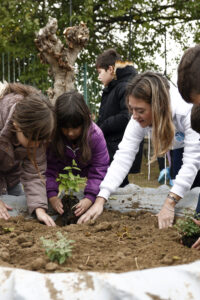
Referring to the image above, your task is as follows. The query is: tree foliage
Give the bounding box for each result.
[1,0,200,106]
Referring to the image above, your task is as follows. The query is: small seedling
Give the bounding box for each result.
[174,210,200,237]
[117,226,131,241]
[3,227,14,233]
[56,159,86,198]
[40,231,74,264]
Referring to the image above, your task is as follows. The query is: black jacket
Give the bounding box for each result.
[97,64,137,162]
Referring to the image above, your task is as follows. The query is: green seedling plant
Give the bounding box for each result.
[56,159,86,198]
[3,227,14,233]
[174,209,200,237]
[40,231,74,264]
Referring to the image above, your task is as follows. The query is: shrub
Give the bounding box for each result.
[56,159,86,197]
[40,231,74,264]
[174,210,200,237]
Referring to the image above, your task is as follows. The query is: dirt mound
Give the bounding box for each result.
[0,209,199,274]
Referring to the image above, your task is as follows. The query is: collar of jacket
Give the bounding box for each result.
[115,62,137,81]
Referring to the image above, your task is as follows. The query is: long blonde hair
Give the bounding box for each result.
[126,71,175,161]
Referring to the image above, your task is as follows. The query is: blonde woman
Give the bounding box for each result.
[78,71,200,228]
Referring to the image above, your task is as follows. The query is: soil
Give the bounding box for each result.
[0,209,200,274]
[60,195,79,226]
[181,234,200,248]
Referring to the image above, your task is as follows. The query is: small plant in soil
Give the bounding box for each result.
[174,210,200,248]
[40,231,74,264]
[56,159,86,225]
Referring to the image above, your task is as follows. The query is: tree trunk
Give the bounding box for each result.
[35,16,89,104]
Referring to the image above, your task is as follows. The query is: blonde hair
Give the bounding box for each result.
[126,71,175,161]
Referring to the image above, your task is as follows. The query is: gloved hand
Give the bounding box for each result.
[157,200,175,229]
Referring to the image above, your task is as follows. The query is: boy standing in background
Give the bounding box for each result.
[96,48,143,187]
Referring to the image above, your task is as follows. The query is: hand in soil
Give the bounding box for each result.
[0,199,12,220]
[157,201,175,229]
[35,208,56,226]
[192,237,200,249]
[77,196,105,224]
[191,219,200,249]
[74,198,92,217]
[49,196,64,214]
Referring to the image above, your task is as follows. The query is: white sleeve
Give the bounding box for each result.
[170,111,200,198]
[98,118,145,199]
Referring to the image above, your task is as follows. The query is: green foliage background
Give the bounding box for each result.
[1,0,200,109]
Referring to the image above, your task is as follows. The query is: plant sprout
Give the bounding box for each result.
[40,231,74,264]
[174,210,200,237]
[56,159,86,198]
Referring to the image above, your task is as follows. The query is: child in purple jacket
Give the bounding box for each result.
[46,90,109,221]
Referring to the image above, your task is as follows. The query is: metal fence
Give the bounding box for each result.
[0,53,101,117]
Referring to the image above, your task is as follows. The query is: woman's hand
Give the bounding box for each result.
[77,197,106,224]
[157,197,176,229]
[74,198,92,217]
[0,199,12,220]
[49,196,64,215]
[192,219,200,249]
[35,207,56,226]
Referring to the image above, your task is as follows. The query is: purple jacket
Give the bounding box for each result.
[46,122,109,202]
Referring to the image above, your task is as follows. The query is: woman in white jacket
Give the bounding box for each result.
[78,71,200,228]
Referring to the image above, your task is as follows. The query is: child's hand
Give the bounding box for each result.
[49,196,64,215]
[0,199,12,220]
[74,198,92,217]
[35,208,56,226]
[192,219,200,249]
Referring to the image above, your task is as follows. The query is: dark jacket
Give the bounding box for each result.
[0,92,48,214]
[97,63,137,162]
[46,122,109,203]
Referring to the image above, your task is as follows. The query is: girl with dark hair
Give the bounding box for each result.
[78,72,200,228]
[0,82,56,226]
[46,90,109,219]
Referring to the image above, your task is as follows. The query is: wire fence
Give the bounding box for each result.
[0,52,101,117]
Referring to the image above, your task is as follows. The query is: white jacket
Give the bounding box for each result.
[98,85,200,199]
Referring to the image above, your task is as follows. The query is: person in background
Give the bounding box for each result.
[0,82,56,226]
[78,72,200,229]
[178,44,200,249]
[96,48,143,187]
[46,90,109,220]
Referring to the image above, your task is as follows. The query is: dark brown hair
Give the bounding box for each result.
[6,83,55,171]
[126,71,175,161]
[177,44,200,103]
[191,104,200,133]
[95,48,121,70]
[52,90,92,164]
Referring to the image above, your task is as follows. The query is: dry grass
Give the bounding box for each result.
[129,154,162,188]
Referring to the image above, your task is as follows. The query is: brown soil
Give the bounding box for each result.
[0,209,199,274]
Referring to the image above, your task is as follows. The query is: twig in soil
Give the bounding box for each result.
[71,204,77,210]
[85,255,90,265]
[135,257,140,270]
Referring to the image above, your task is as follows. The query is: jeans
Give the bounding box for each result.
[170,148,200,214]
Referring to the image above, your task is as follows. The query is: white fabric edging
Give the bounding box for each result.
[0,260,200,300]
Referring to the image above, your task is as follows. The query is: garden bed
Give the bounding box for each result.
[0,209,199,274]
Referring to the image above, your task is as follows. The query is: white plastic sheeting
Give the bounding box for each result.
[0,260,200,300]
[1,184,200,300]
